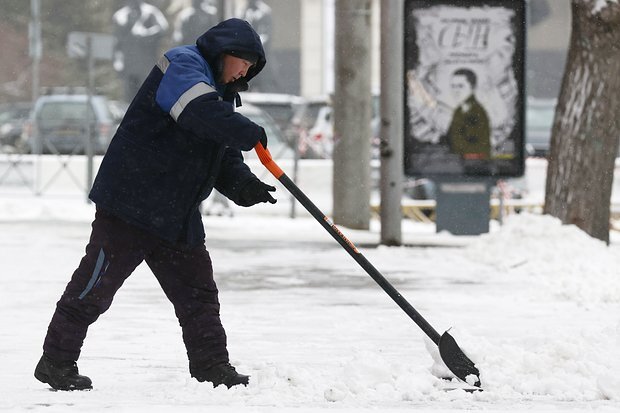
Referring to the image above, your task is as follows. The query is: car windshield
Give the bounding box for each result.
[250,113,289,155]
[0,107,30,123]
[38,102,95,126]
[295,102,327,129]
[527,104,555,130]
[254,104,296,128]
[0,111,15,123]
[238,105,293,159]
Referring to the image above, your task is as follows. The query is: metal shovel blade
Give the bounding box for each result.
[438,331,481,387]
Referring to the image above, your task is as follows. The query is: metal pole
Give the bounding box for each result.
[379,0,404,245]
[30,0,41,104]
[220,0,233,19]
[290,132,300,218]
[333,0,372,229]
[86,35,95,203]
[30,0,42,195]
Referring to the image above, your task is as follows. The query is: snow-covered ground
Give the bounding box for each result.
[0,194,619,412]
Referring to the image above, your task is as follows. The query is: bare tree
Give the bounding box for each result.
[544,0,620,244]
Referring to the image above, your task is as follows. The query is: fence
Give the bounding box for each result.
[2,153,620,227]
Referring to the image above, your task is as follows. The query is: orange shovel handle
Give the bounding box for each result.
[254,142,284,179]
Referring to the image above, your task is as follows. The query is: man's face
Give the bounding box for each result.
[220,55,254,84]
[450,74,473,105]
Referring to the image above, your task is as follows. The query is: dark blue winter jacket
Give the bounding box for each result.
[89,18,267,246]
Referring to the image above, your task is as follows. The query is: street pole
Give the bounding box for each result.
[333,0,372,230]
[86,35,95,203]
[379,0,404,245]
[30,0,41,105]
[30,0,42,196]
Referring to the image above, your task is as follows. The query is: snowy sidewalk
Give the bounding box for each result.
[1,195,619,412]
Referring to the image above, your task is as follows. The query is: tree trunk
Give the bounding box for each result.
[544,0,620,244]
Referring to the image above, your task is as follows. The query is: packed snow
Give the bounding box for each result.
[0,194,619,412]
[593,0,619,14]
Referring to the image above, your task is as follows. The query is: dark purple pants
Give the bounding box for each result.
[43,209,228,369]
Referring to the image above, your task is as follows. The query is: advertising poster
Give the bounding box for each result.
[404,0,525,177]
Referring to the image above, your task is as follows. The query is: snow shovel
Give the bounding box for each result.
[254,142,481,388]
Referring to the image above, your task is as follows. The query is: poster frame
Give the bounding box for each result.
[403,0,526,178]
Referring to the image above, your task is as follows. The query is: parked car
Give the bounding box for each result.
[297,93,381,159]
[236,102,294,160]
[289,95,331,158]
[23,93,122,155]
[106,99,129,124]
[303,104,334,158]
[0,102,32,152]
[526,97,556,157]
[239,92,304,146]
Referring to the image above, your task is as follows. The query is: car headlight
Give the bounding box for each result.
[0,123,13,135]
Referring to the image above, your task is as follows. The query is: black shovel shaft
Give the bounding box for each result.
[255,144,441,344]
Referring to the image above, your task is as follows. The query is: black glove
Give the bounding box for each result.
[223,78,249,106]
[237,179,277,207]
[258,127,268,148]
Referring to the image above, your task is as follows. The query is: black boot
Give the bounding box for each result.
[191,361,249,388]
[34,354,93,391]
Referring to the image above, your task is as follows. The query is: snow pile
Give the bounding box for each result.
[455,213,620,402]
[474,324,620,401]
[593,0,619,14]
[465,213,620,303]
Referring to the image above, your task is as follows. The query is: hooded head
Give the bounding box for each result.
[196,18,266,85]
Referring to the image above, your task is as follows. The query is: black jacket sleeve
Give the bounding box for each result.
[214,147,258,203]
[176,96,262,151]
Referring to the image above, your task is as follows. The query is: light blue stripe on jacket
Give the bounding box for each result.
[155,46,220,121]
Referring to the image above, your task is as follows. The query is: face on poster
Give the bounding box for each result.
[404,0,525,177]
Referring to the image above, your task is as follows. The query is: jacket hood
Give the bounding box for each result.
[196,18,266,84]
